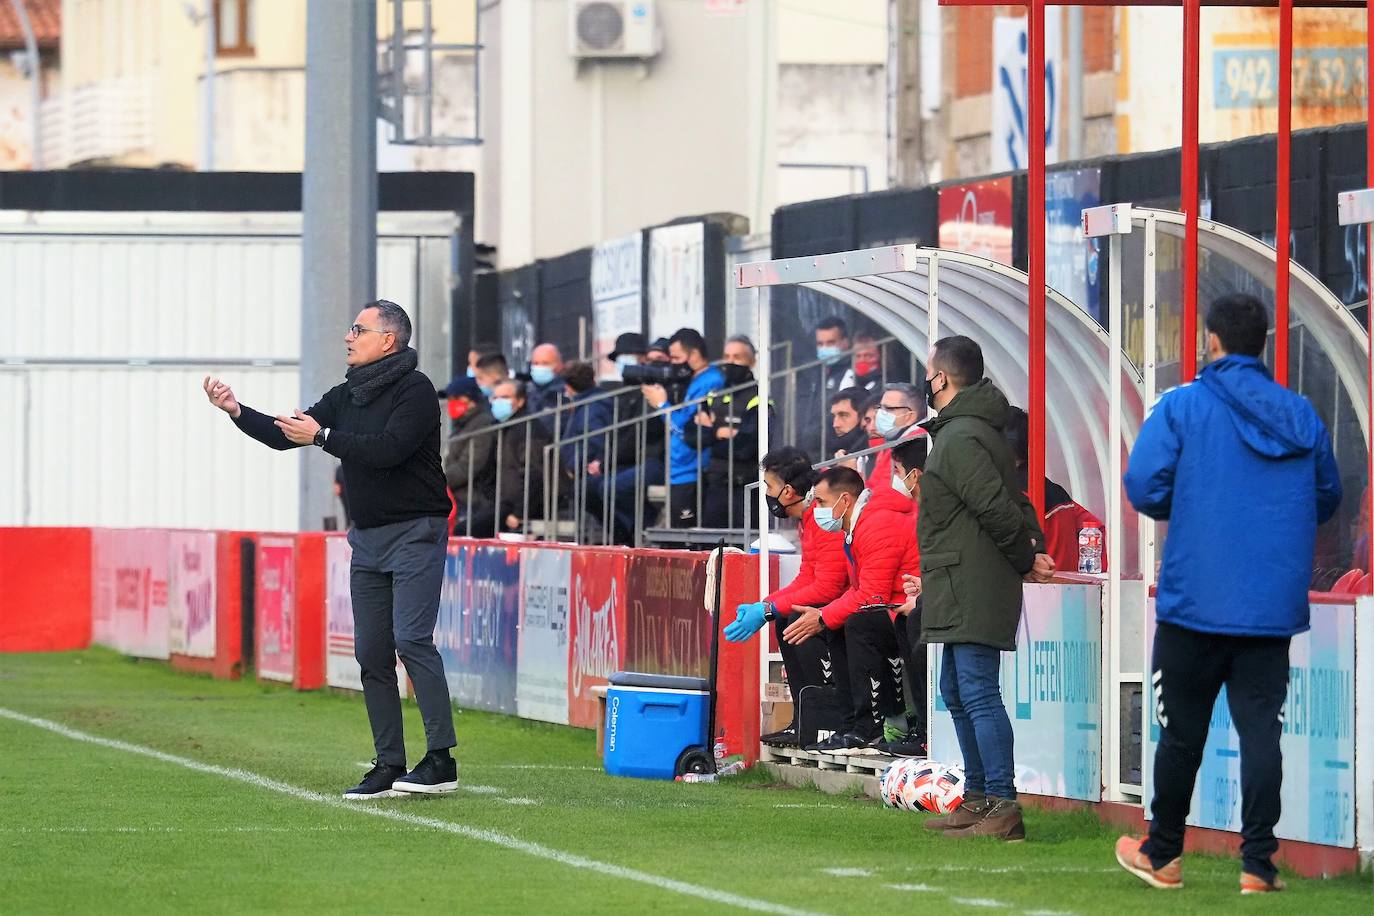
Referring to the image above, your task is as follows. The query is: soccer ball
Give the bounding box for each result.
[924,764,965,814]
[879,758,918,809]
[907,761,948,812]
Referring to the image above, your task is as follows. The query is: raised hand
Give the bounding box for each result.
[203,376,241,418]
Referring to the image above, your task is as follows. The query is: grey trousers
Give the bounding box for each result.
[347,515,457,766]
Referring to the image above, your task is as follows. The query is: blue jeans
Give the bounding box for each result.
[939,642,1016,799]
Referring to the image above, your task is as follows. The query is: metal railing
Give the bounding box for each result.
[439,338,918,547]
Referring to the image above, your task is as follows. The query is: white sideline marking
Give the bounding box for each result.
[950,899,1007,909]
[821,868,873,878]
[884,883,940,893]
[460,784,506,795]
[0,708,821,916]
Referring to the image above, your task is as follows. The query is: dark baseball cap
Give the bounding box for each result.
[648,337,671,353]
[444,375,483,399]
[609,332,648,360]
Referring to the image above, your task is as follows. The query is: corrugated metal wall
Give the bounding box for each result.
[0,212,458,531]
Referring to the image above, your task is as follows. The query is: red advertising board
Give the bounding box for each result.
[938,177,1014,265]
[624,551,711,678]
[256,537,296,683]
[91,528,171,659]
[567,550,627,729]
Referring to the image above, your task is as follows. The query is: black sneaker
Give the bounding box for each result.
[878,731,928,757]
[343,760,407,800]
[761,725,799,747]
[391,750,459,795]
[806,731,880,755]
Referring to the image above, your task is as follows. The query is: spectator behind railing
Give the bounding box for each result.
[473,352,509,399]
[644,328,724,529]
[465,340,500,379]
[442,375,498,534]
[559,361,612,474]
[482,378,553,537]
[829,386,872,464]
[526,343,566,427]
[697,345,773,530]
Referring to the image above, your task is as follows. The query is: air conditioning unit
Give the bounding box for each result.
[569,0,661,60]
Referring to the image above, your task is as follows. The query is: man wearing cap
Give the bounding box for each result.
[585,332,666,543]
[442,375,497,536]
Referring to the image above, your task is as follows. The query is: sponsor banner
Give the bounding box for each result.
[91,528,171,660]
[624,553,710,679]
[568,551,627,729]
[1045,167,1102,323]
[437,542,521,716]
[929,583,1103,801]
[938,178,1014,267]
[592,232,643,381]
[1143,599,1358,847]
[323,535,407,696]
[517,548,573,724]
[990,13,1063,172]
[647,222,705,340]
[168,531,217,658]
[256,537,296,683]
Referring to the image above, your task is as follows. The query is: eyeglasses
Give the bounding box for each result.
[880,403,914,413]
[347,324,390,339]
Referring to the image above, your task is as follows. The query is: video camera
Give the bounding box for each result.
[621,361,695,403]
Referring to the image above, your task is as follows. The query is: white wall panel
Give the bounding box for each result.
[0,371,27,523]
[14,366,301,531]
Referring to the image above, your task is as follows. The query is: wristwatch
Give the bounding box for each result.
[313,427,330,448]
[762,602,778,622]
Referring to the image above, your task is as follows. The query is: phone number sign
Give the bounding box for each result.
[1213,47,1366,110]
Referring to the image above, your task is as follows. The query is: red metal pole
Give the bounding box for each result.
[1181,0,1201,381]
[1367,2,1373,589]
[1027,0,1047,520]
[1275,0,1292,386]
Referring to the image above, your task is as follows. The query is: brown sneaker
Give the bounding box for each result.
[1240,872,1285,894]
[923,793,988,831]
[944,797,1025,842]
[1115,835,1183,889]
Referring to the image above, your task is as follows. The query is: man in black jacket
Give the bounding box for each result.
[203,299,458,800]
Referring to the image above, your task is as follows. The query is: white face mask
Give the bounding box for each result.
[893,470,920,498]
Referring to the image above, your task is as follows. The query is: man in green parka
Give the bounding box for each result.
[914,336,1055,841]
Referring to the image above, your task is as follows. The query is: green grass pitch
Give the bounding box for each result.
[0,649,1369,914]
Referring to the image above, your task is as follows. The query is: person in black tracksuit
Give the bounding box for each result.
[204,299,458,800]
[697,362,772,530]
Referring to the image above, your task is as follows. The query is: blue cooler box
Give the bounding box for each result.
[603,672,711,780]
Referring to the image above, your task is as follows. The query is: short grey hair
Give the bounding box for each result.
[883,382,920,411]
[495,378,528,401]
[726,334,757,356]
[367,299,412,350]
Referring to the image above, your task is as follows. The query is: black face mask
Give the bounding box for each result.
[721,363,754,387]
[924,372,946,411]
[766,488,803,519]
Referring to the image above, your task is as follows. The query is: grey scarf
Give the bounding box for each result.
[345,348,418,406]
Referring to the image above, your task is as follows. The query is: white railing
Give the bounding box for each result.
[40,76,153,167]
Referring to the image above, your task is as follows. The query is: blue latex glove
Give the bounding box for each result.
[724,602,769,642]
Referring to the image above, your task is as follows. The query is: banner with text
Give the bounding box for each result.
[624,553,711,679]
[929,583,1103,801]
[647,222,705,340]
[938,178,1014,267]
[517,547,573,724]
[168,531,217,658]
[1143,600,1358,847]
[568,550,628,729]
[256,537,297,683]
[592,232,643,381]
[91,528,171,660]
[437,542,521,716]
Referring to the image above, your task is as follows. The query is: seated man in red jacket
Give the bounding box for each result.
[1003,407,1106,573]
[723,447,851,747]
[784,466,921,753]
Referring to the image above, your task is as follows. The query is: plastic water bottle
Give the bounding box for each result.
[717,760,746,777]
[677,773,717,783]
[713,730,728,763]
[1078,526,1103,574]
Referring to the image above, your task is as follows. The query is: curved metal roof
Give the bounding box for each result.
[741,212,1370,576]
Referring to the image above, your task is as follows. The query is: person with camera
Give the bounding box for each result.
[636,328,724,529]
[584,333,666,544]
[695,349,771,530]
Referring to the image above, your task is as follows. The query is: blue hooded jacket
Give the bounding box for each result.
[665,365,725,485]
[1124,354,1341,637]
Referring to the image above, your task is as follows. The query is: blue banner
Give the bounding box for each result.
[929,584,1103,801]
[436,543,521,716]
[1045,167,1101,323]
[1143,600,1357,847]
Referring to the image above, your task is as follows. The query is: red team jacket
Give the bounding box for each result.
[819,487,921,629]
[766,504,851,614]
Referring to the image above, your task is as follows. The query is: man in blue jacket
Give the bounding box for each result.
[640,328,724,528]
[1115,294,1341,895]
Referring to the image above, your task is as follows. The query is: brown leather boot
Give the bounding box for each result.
[922,793,988,831]
[944,797,1026,841]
